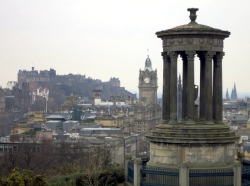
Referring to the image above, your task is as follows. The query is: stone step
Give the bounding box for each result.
[146,134,239,144]
[151,130,236,138]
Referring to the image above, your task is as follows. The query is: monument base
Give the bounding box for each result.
[148,142,235,166]
[145,122,241,186]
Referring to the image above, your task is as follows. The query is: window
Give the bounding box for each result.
[138,129,141,132]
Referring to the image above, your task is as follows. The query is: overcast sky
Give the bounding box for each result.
[0,0,249,97]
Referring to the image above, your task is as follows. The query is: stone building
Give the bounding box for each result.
[0,89,6,112]
[18,67,56,84]
[109,77,120,87]
[11,83,31,111]
[134,56,161,134]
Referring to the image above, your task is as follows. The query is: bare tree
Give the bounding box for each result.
[83,146,113,186]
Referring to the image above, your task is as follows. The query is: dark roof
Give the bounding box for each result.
[17,117,28,123]
[53,112,71,118]
[163,22,226,33]
[231,114,248,123]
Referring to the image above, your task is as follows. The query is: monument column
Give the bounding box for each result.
[205,51,215,124]
[162,52,170,123]
[185,51,196,124]
[213,52,225,123]
[180,52,187,121]
[197,52,206,121]
[168,51,178,124]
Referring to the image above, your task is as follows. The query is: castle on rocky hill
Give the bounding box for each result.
[13,67,137,102]
[17,67,120,87]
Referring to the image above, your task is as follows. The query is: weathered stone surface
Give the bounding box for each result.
[183,146,225,164]
[148,142,236,165]
[227,149,234,156]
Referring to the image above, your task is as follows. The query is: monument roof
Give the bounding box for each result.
[167,22,222,32]
[156,8,230,38]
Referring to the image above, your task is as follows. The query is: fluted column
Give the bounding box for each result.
[213,52,225,124]
[205,51,215,124]
[180,52,187,121]
[185,51,196,124]
[197,52,206,121]
[161,52,170,123]
[168,51,178,124]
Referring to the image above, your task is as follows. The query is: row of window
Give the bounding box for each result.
[137,125,146,129]
[137,122,146,125]
[137,129,146,132]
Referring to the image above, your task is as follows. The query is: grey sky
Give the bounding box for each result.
[0,0,249,96]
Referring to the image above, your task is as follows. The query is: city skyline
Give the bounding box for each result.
[0,0,250,95]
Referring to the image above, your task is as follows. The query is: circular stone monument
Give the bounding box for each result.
[146,8,241,186]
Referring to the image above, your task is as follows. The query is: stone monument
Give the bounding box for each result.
[146,8,241,186]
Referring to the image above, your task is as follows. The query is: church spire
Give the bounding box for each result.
[234,83,237,100]
[231,88,234,100]
[178,73,182,84]
[230,83,238,100]
[226,88,229,99]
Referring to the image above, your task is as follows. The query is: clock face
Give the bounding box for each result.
[144,78,150,83]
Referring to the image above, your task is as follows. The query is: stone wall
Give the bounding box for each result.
[149,142,236,167]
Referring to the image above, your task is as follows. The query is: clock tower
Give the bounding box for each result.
[134,56,161,138]
[138,56,158,104]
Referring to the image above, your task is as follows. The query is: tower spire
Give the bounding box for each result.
[226,88,229,99]
[144,56,153,71]
[178,73,181,84]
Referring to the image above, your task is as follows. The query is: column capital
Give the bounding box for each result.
[215,52,225,61]
[185,51,196,58]
[197,51,216,60]
[161,52,170,61]
[168,51,178,59]
[161,51,169,57]
[205,51,216,59]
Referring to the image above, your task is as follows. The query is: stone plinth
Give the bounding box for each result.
[148,142,236,167]
[146,122,239,168]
